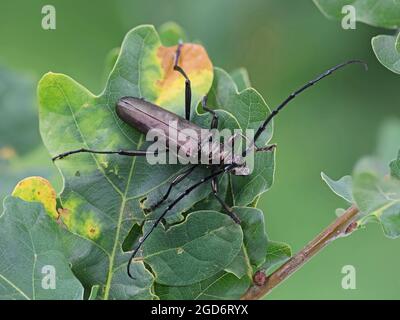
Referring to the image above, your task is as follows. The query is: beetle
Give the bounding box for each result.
[52,42,367,278]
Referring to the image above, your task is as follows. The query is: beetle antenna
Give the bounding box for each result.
[243,60,368,157]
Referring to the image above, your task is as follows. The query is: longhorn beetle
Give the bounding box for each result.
[52,43,367,278]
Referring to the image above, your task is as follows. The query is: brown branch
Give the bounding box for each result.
[241,205,360,300]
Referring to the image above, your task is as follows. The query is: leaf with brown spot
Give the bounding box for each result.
[155,44,213,112]
[12,176,58,219]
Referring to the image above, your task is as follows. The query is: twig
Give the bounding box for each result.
[241,205,360,300]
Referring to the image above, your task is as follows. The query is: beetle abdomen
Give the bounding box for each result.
[116,97,202,134]
[116,97,205,159]
[116,97,245,166]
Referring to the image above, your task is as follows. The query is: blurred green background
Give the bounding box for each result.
[0,0,399,299]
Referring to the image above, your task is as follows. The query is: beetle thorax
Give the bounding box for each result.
[220,152,250,176]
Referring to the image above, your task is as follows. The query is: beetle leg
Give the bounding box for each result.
[211,176,241,224]
[128,167,227,279]
[255,144,277,153]
[144,164,199,212]
[52,148,160,161]
[201,95,218,129]
[173,42,192,121]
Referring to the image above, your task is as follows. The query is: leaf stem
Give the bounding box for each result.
[240,205,359,300]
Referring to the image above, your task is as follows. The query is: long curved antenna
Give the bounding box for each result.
[242,60,368,158]
[127,167,227,279]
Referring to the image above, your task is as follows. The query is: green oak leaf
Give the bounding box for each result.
[150,205,283,300]
[353,170,400,238]
[230,68,251,92]
[224,207,270,278]
[324,154,400,238]
[224,246,251,279]
[228,68,262,209]
[372,35,400,75]
[142,210,243,286]
[397,32,400,53]
[263,241,292,271]
[102,47,120,86]
[232,150,275,207]
[225,207,292,278]
[390,151,400,179]
[61,223,156,300]
[207,67,274,206]
[313,0,400,29]
[234,207,268,268]
[102,22,187,83]
[208,68,272,147]
[325,120,400,235]
[0,197,84,300]
[11,176,155,300]
[38,25,214,299]
[88,285,100,300]
[321,172,353,203]
[150,205,269,299]
[155,271,250,300]
[354,156,388,176]
[187,172,229,213]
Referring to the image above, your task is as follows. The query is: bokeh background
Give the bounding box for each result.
[0,0,399,299]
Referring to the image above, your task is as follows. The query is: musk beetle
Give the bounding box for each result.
[52,42,367,278]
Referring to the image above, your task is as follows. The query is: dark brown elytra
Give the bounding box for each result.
[51,42,367,279]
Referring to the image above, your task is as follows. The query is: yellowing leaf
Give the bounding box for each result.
[12,176,58,219]
[155,44,213,111]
